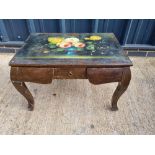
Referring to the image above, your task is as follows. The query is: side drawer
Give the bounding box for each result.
[53,68,86,79]
[87,68,123,84]
[10,67,53,84]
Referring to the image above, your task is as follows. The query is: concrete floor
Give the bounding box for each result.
[0,53,155,134]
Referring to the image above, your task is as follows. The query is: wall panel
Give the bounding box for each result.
[0,19,155,46]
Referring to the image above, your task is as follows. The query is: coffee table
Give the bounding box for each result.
[9,33,132,111]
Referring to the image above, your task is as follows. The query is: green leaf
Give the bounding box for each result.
[86,45,95,50]
[56,48,65,52]
[48,44,56,49]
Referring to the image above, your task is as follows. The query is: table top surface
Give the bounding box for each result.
[9,33,132,67]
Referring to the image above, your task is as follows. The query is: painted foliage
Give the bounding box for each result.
[15,33,124,59]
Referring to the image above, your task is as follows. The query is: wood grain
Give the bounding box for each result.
[53,68,86,79]
[10,65,131,110]
[10,67,53,84]
[87,68,123,84]
[11,81,34,111]
[111,67,131,111]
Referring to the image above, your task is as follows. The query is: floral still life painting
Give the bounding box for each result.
[15,33,125,59]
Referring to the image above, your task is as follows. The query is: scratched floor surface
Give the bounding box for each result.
[0,53,155,134]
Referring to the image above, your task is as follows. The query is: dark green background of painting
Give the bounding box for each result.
[16,33,124,59]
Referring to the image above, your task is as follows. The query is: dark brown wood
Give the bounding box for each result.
[10,67,87,110]
[11,81,34,111]
[10,66,132,111]
[10,67,53,110]
[87,67,131,111]
[111,67,131,111]
[9,58,132,68]
[87,68,123,84]
[53,68,86,79]
[11,67,53,84]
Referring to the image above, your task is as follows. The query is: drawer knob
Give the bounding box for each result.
[68,71,73,76]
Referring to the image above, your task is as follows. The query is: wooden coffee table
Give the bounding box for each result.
[9,33,132,111]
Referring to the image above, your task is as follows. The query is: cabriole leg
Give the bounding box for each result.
[111,67,131,111]
[11,81,34,111]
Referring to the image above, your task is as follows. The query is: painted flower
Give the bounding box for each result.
[84,37,90,40]
[48,37,64,44]
[64,37,79,44]
[59,42,72,48]
[84,36,102,41]
[48,36,86,49]
[90,36,102,40]
[74,42,85,48]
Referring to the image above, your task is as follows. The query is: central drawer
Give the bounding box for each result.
[53,68,86,79]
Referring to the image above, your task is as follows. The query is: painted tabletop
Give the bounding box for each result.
[9,33,132,67]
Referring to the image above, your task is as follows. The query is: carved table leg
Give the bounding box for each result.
[111,67,131,111]
[11,81,34,111]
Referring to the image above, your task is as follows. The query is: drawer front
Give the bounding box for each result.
[53,68,86,79]
[11,67,53,84]
[87,68,123,84]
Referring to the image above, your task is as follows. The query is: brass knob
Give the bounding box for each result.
[68,71,73,76]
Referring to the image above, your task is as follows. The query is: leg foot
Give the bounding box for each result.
[111,106,118,111]
[111,67,131,111]
[11,81,34,110]
[28,102,34,111]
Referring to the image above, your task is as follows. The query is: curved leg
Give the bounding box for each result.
[111,67,131,111]
[11,81,34,111]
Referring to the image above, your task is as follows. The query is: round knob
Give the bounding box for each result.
[68,71,73,76]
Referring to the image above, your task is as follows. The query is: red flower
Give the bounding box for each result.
[74,43,85,48]
[59,42,72,48]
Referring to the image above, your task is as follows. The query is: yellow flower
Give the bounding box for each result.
[84,37,90,40]
[89,36,102,40]
[48,37,64,44]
